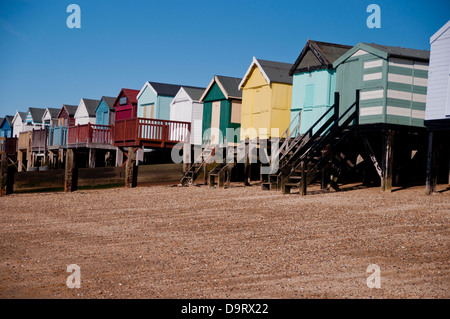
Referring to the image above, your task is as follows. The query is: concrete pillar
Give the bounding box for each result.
[125,147,137,188]
[64,149,77,192]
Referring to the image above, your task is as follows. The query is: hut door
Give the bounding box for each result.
[340,61,362,117]
[211,101,221,144]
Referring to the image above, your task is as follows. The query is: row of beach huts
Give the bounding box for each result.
[1,21,449,195]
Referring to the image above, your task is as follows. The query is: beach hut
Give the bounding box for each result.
[23,108,46,131]
[74,99,100,126]
[238,58,293,140]
[11,111,27,138]
[0,116,14,138]
[331,43,430,191]
[289,40,352,135]
[170,87,206,146]
[42,108,60,129]
[424,21,450,193]
[113,89,140,121]
[95,96,116,126]
[333,43,429,127]
[199,75,242,145]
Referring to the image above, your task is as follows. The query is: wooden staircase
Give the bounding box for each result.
[209,139,252,188]
[263,91,360,195]
[180,144,217,185]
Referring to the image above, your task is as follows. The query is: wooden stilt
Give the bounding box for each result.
[88,148,96,168]
[425,132,437,195]
[64,149,77,192]
[300,161,307,196]
[18,150,23,172]
[125,147,137,188]
[382,131,394,192]
[116,148,123,167]
[244,153,251,186]
[1,152,9,195]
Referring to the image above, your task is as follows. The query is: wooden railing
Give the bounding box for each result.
[114,118,191,147]
[67,123,114,146]
[49,126,68,148]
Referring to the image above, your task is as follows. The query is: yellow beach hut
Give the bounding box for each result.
[238,58,293,140]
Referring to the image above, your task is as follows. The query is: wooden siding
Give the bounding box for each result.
[425,24,450,120]
[201,82,240,145]
[336,48,428,127]
[49,126,68,148]
[240,65,292,139]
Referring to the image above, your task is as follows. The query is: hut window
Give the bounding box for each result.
[231,101,242,124]
[119,97,127,105]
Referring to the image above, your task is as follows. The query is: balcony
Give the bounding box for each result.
[67,123,114,149]
[114,118,191,148]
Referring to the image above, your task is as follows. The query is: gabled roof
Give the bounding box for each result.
[182,87,207,102]
[113,89,140,107]
[239,57,293,88]
[0,118,3,126]
[137,81,205,100]
[81,98,101,117]
[289,40,352,75]
[57,104,78,118]
[0,115,14,127]
[333,42,430,67]
[200,75,242,102]
[45,108,61,118]
[430,20,450,44]
[27,107,46,123]
[101,96,116,110]
[12,111,27,124]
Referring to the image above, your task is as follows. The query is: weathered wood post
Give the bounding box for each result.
[64,149,77,192]
[381,131,394,192]
[125,147,137,188]
[88,148,96,168]
[183,142,191,173]
[425,131,437,195]
[300,160,307,196]
[17,150,23,172]
[0,152,12,196]
[116,147,123,167]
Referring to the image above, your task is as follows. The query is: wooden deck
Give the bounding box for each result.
[114,118,191,148]
[67,123,115,149]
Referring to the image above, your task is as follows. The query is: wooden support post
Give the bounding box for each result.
[64,149,77,192]
[88,148,96,168]
[18,150,23,172]
[1,152,10,196]
[382,131,394,192]
[300,161,307,196]
[125,147,137,188]
[204,163,208,185]
[136,146,144,166]
[26,151,32,170]
[116,148,123,167]
[321,164,329,189]
[425,132,437,195]
[183,142,191,173]
[244,153,251,186]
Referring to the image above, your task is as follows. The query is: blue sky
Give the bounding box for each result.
[0,0,449,116]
